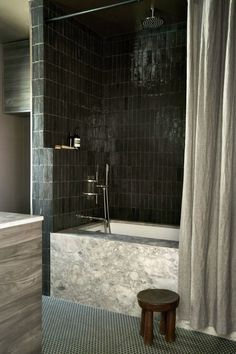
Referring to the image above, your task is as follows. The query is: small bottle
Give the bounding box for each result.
[68,131,74,147]
[73,128,81,149]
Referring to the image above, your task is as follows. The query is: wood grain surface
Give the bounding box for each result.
[3,40,30,113]
[0,222,42,354]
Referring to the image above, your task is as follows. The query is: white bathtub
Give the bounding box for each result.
[77,220,179,242]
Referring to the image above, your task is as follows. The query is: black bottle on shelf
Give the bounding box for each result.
[73,128,81,149]
[68,131,74,147]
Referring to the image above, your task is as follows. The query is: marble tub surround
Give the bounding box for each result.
[51,232,178,317]
[0,212,43,229]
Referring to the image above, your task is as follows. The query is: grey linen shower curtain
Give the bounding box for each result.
[178,0,236,335]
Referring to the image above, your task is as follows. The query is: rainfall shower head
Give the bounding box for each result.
[142,6,164,30]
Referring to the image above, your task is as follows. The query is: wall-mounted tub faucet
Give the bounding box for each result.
[77,163,111,233]
[83,165,99,204]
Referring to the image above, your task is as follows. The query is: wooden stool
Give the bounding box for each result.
[137,288,180,345]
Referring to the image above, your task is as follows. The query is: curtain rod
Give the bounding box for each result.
[46,0,143,23]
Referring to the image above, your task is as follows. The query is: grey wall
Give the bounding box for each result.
[0,44,30,213]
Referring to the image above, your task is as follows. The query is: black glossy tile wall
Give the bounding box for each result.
[42,0,103,149]
[42,0,108,233]
[52,149,109,232]
[103,24,186,225]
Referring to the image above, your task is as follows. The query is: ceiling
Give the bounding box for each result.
[52,0,187,36]
[0,0,187,44]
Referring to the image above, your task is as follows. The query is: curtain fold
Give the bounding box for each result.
[178,0,236,335]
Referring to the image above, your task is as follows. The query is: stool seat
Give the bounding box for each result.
[137,288,179,311]
[137,288,180,346]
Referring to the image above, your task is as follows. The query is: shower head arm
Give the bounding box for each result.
[46,0,143,23]
[151,6,155,18]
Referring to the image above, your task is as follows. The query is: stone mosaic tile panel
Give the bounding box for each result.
[51,232,178,316]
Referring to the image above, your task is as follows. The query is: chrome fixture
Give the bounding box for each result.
[46,0,143,23]
[96,164,111,233]
[77,164,111,233]
[76,214,109,233]
[142,6,164,30]
[83,165,99,204]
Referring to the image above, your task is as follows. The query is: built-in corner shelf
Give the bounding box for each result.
[54,145,79,150]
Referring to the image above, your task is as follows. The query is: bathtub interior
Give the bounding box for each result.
[77,220,179,242]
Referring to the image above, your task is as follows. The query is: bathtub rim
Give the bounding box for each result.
[77,219,179,241]
[55,219,179,245]
[51,229,179,249]
[77,219,180,230]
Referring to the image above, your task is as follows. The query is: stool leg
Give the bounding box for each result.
[160,312,167,335]
[144,310,153,345]
[140,309,146,336]
[166,309,176,342]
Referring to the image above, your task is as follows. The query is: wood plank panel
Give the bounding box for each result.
[3,40,30,113]
[0,222,42,354]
